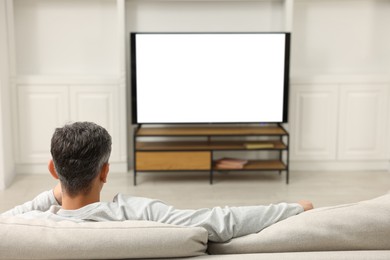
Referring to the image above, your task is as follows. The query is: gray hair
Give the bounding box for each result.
[50,122,112,197]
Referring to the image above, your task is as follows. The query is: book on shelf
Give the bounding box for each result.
[215,163,245,169]
[215,157,248,169]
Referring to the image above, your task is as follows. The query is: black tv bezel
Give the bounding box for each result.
[131,32,290,125]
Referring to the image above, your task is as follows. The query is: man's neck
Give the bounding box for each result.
[61,193,100,210]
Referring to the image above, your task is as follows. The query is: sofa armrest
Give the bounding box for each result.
[209,193,390,254]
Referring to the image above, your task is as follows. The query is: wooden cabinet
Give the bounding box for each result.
[136,151,211,171]
[133,125,289,185]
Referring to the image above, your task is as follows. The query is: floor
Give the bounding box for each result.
[1,170,390,213]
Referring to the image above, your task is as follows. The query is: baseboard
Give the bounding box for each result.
[15,162,128,175]
[290,160,390,172]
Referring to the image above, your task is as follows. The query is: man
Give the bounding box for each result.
[2,122,313,242]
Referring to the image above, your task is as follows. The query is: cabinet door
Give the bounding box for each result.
[70,85,120,161]
[338,84,388,160]
[17,85,69,163]
[290,84,338,160]
[136,152,211,171]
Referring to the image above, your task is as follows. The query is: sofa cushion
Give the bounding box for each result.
[0,218,208,259]
[208,193,390,254]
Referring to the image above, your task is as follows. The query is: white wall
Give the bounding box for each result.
[126,0,285,32]
[125,0,390,171]
[1,0,389,185]
[291,0,390,76]
[14,0,119,75]
[289,0,390,171]
[8,0,128,175]
[0,0,15,189]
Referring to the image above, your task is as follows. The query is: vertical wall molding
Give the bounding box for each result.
[70,84,121,162]
[290,84,338,161]
[0,0,15,189]
[284,0,294,32]
[338,84,388,160]
[117,0,128,164]
[17,85,69,163]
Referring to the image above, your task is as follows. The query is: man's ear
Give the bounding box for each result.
[48,159,59,180]
[100,163,109,183]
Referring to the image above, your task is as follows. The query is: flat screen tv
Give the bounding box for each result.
[131,32,290,124]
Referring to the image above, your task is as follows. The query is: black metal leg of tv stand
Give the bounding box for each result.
[284,166,289,184]
[133,124,141,186]
[286,131,290,184]
[284,167,289,184]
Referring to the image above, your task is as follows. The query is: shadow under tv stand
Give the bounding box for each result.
[133,124,289,185]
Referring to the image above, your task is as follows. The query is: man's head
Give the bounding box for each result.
[50,122,112,197]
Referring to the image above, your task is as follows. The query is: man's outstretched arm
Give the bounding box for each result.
[1,184,61,217]
[158,202,311,242]
[115,195,313,243]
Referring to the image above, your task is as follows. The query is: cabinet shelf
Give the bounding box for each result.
[213,160,286,171]
[136,140,287,151]
[133,125,289,185]
[136,126,287,137]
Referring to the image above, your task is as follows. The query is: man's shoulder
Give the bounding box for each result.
[113,194,160,205]
[7,207,68,221]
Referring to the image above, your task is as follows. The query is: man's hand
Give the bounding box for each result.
[298,200,314,211]
[53,183,62,205]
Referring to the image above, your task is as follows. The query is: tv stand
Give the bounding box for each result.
[133,124,289,185]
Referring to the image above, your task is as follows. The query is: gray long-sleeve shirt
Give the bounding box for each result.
[1,190,303,242]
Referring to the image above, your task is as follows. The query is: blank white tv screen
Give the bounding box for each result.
[131,33,290,124]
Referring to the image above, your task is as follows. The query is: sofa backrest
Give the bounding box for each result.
[0,218,208,259]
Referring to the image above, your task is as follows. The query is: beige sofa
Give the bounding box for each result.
[1,192,390,260]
